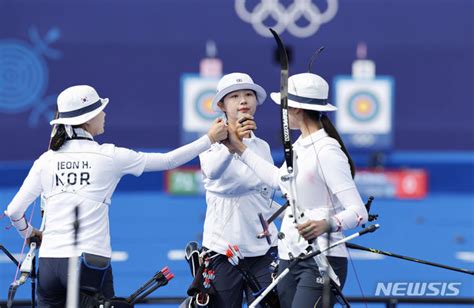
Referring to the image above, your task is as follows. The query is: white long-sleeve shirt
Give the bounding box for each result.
[5,129,212,258]
[240,129,368,259]
[199,132,279,257]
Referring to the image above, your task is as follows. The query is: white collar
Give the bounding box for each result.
[294,128,328,147]
[71,127,94,140]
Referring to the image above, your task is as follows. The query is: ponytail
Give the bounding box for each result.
[320,114,356,178]
[304,110,356,178]
[49,124,67,151]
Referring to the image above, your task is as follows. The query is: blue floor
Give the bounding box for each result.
[1,190,473,307]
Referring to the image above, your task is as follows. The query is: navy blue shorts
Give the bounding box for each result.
[277,256,348,308]
[37,257,114,308]
[205,247,277,308]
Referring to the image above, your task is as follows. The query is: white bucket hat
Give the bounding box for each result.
[270,73,337,111]
[211,73,267,112]
[50,85,109,125]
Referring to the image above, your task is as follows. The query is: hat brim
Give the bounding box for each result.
[50,98,109,125]
[270,93,337,112]
[211,83,266,112]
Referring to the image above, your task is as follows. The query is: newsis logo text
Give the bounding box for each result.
[375,282,461,296]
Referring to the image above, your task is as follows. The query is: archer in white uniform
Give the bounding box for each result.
[4,85,227,307]
[199,73,279,308]
[225,73,369,308]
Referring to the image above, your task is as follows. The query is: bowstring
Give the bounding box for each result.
[304,119,368,308]
[9,108,55,284]
[11,198,37,284]
[8,110,54,284]
[348,248,367,302]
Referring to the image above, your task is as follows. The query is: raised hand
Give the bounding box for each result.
[235,113,256,140]
[224,123,247,155]
[207,118,228,143]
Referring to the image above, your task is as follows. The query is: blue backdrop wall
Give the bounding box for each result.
[0,0,473,161]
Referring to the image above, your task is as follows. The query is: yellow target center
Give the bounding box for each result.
[203,98,213,112]
[357,100,372,114]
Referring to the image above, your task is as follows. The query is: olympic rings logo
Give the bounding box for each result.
[235,0,338,38]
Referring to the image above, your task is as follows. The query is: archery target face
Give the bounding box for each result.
[195,89,217,120]
[348,92,379,122]
[335,78,393,134]
[181,75,220,132]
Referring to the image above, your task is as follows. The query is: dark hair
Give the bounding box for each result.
[49,124,83,151]
[49,124,67,151]
[304,110,356,178]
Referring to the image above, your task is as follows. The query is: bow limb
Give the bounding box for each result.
[269,28,300,225]
[269,28,292,174]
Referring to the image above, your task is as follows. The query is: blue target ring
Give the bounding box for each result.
[0,40,48,113]
[195,89,219,120]
[347,91,379,122]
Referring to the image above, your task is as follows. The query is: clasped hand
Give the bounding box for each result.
[27,228,43,246]
[221,114,255,154]
[296,219,330,241]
